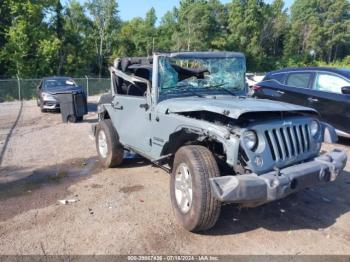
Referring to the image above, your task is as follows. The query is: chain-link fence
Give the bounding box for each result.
[0,77,111,101]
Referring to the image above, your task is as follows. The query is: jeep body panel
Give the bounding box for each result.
[102,100,239,165]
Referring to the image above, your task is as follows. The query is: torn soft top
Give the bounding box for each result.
[114,57,153,72]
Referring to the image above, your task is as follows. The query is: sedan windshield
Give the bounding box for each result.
[158,56,246,97]
[43,79,77,90]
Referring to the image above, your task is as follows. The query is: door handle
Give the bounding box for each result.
[112,102,123,110]
[308,97,319,102]
[139,103,149,110]
[277,90,285,95]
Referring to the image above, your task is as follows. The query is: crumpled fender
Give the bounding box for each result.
[321,122,338,144]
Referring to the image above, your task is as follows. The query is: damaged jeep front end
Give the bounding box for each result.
[162,103,347,207]
[211,114,347,207]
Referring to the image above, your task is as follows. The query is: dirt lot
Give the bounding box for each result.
[0,99,350,255]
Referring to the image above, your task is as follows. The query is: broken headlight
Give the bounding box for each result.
[310,120,320,137]
[242,130,258,151]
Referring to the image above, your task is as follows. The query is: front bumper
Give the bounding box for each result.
[210,149,347,206]
[42,98,60,109]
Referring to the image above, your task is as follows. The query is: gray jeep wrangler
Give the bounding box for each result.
[93,52,347,232]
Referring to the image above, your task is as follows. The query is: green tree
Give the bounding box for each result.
[0,0,349,79]
[227,0,266,70]
[87,0,120,77]
[52,0,64,74]
[116,18,146,57]
[63,0,94,75]
[0,0,12,76]
[2,0,51,77]
[177,0,218,51]
[143,8,157,56]
[261,0,288,57]
[208,0,229,50]
[285,0,350,63]
[115,8,157,57]
[157,8,179,52]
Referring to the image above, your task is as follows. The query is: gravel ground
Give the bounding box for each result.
[0,99,350,255]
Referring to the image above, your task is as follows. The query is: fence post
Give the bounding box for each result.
[16,75,21,101]
[85,75,89,97]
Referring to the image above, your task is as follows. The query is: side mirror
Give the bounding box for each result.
[341,86,350,94]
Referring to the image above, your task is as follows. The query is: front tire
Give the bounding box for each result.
[95,119,124,168]
[170,145,221,232]
[40,102,45,113]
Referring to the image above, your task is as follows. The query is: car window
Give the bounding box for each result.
[286,73,312,88]
[313,73,350,94]
[271,73,286,84]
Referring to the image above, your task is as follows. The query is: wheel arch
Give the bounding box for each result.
[97,104,111,120]
[160,128,226,167]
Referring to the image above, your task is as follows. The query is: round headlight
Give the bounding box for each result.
[310,120,320,137]
[243,130,258,150]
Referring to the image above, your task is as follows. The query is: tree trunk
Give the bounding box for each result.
[57,48,64,75]
[328,29,335,63]
[99,33,104,79]
[333,44,338,62]
[187,20,191,51]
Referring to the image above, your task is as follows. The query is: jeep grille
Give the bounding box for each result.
[264,124,311,161]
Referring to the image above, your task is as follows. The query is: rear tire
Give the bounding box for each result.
[170,145,221,232]
[95,119,124,168]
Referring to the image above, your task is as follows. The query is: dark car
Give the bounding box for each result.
[253,67,350,138]
[36,77,85,112]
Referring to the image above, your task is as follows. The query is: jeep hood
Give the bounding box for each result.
[157,96,317,119]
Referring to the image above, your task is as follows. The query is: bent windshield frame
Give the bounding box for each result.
[158,56,246,98]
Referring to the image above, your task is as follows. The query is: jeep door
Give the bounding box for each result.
[109,84,152,154]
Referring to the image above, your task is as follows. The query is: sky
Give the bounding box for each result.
[117,0,294,21]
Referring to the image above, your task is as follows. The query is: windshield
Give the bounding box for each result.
[158,56,246,97]
[43,79,77,90]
